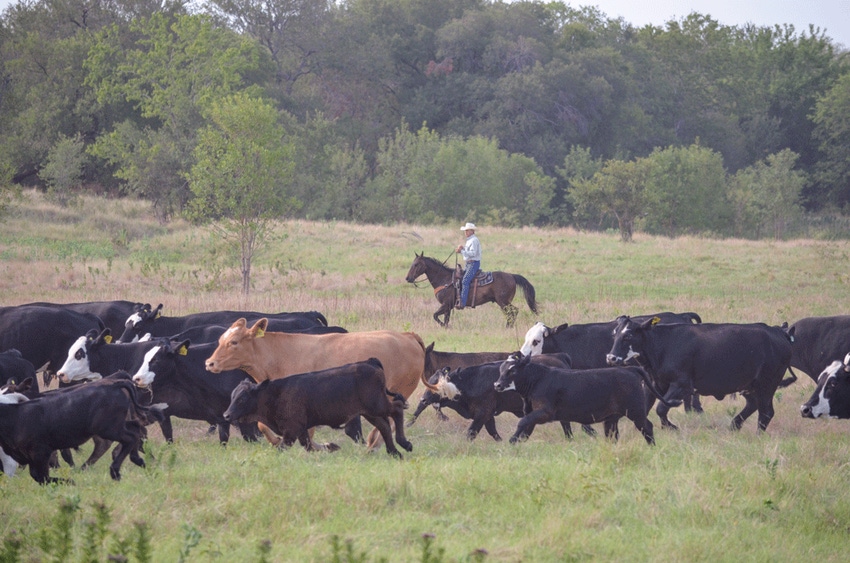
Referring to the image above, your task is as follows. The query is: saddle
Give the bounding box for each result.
[453,265,493,308]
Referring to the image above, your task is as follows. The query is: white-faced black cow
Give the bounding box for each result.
[0,374,159,484]
[223,358,413,458]
[800,353,850,419]
[422,343,530,422]
[117,303,331,343]
[788,315,850,381]
[411,353,590,441]
[494,352,673,444]
[131,339,261,443]
[606,317,794,432]
[0,305,105,386]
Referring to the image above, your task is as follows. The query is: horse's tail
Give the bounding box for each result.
[512,274,538,314]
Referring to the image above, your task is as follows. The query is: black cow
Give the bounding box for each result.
[520,312,704,411]
[131,339,261,444]
[494,352,675,444]
[0,305,105,385]
[788,315,850,381]
[22,300,142,336]
[168,322,347,345]
[0,374,159,483]
[223,358,412,458]
[606,317,794,432]
[411,353,585,441]
[800,354,850,419]
[117,303,330,342]
[0,349,39,399]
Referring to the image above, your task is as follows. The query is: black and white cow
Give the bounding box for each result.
[131,339,261,443]
[800,353,850,419]
[0,305,105,385]
[117,303,330,343]
[606,317,794,431]
[494,352,673,444]
[0,374,159,483]
[788,315,850,381]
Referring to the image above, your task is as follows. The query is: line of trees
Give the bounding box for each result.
[1,0,848,244]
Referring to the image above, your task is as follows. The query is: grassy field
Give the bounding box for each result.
[1,190,849,562]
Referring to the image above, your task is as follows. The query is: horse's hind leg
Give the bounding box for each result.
[502,304,518,328]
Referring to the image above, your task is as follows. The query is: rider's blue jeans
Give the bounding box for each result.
[460,260,479,307]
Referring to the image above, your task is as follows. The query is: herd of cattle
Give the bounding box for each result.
[0,300,848,485]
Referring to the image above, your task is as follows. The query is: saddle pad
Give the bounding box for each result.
[476,271,494,286]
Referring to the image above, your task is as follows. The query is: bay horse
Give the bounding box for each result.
[405,252,538,328]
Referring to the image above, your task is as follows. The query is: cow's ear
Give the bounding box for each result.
[104,334,113,344]
[651,316,661,325]
[638,317,655,330]
[153,304,163,319]
[425,342,435,353]
[176,340,190,356]
[252,318,269,338]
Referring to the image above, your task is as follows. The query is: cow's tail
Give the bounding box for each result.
[779,366,798,388]
[115,379,168,424]
[636,368,682,408]
[512,274,538,315]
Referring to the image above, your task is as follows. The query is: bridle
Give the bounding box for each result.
[409,251,456,289]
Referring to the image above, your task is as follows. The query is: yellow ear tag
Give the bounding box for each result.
[155,312,162,319]
[256,328,265,338]
[178,345,189,356]
[651,317,661,325]
[104,335,113,344]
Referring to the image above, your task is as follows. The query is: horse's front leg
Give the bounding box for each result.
[434,304,452,327]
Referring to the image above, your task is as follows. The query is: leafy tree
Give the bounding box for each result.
[38,133,87,206]
[729,149,806,239]
[642,143,731,237]
[812,72,850,209]
[185,93,300,294]
[568,157,651,242]
[86,12,265,219]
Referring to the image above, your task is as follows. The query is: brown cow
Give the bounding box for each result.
[205,318,426,449]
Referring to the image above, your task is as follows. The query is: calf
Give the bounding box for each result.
[411,353,585,441]
[132,339,261,443]
[801,353,850,419]
[0,375,157,483]
[494,352,676,444]
[224,358,412,458]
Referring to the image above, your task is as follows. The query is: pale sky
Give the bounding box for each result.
[0,0,847,49]
[580,1,848,49]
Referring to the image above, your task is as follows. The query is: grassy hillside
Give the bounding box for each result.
[0,190,848,562]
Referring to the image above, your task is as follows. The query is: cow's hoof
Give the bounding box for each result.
[399,440,413,452]
[326,442,341,452]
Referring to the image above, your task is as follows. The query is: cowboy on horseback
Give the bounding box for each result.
[455,222,481,310]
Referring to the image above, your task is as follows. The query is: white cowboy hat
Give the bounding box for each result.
[460,222,477,231]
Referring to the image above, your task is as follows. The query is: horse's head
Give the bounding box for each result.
[405,252,426,283]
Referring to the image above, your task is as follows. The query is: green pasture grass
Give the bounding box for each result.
[1,190,850,561]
